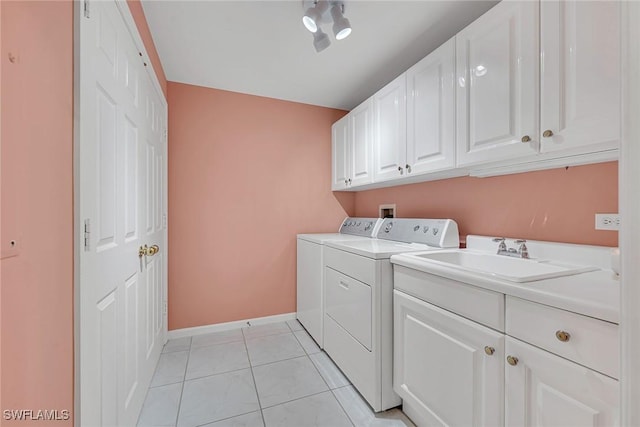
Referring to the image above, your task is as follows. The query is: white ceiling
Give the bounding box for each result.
[141,0,498,110]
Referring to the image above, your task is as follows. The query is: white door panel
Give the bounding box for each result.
[331,116,349,190]
[540,0,620,153]
[505,337,619,426]
[394,291,504,427]
[79,1,167,425]
[373,74,407,182]
[406,38,456,175]
[456,0,539,166]
[350,100,374,187]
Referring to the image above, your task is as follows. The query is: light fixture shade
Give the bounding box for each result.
[302,7,320,32]
[330,4,352,40]
[313,28,331,52]
[302,1,329,33]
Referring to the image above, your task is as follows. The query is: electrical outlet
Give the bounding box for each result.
[595,213,620,231]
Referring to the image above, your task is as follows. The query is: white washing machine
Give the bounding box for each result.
[297,217,382,348]
[322,218,460,412]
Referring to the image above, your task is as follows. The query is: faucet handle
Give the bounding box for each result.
[493,237,507,253]
[515,239,529,259]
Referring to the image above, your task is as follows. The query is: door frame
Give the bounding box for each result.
[620,1,640,424]
[72,0,168,425]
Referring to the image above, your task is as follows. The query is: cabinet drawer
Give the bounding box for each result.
[324,246,375,285]
[506,296,619,379]
[325,267,372,350]
[394,265,505,331]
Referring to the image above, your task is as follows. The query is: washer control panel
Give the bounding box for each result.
[376,218,459,248]
[339,217,382,237]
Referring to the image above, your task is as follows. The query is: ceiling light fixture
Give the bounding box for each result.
[330,4,351,41]
[302,0,328,33]
[302,1,352,52]
[313,28,331,52]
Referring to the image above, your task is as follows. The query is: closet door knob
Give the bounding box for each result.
[484,346,495,356]
[507,355,519,366]
[398,166,403,175]
[521,135,531,143]
[406,164,412,173]
[555,330,571,342]
[543,130,554,138]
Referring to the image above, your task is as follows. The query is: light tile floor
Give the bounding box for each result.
[137,320,415,427]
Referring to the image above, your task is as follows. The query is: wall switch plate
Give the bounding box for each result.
[595,213,620,230]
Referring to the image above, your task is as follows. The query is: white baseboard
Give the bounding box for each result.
[167,312,297,340]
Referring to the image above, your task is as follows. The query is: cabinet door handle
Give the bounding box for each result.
[542,129,554,138]
[344,179,348,185]
[521,135,531,143]
[398,166,404,175]
[484,346,495,356]
[555,330,571,342]
[507,355,519,366]
[406,164,411,173]
[348,178,352,185]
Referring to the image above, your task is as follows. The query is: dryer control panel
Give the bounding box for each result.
[376,218,459,248]
[339,217,383,237]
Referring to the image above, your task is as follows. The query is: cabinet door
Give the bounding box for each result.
[505,337,619,427]
[406,38,456,175]
[331,115,349,190]
[456,1,539,167]
[350,99,374,187]
[394,291,504,427]
[540,1,620,154]
[373,74,407,182]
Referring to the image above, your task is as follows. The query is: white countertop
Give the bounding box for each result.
[390,242,620,324]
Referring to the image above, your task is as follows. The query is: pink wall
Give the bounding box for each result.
[355,162,618,247]
[1,1,74,425]
[168,82,353,330]
[127,0,167,98]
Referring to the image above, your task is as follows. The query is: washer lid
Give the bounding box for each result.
[297,233,374,244]
[324,239,438,259]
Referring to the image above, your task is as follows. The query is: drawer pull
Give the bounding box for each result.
[339,280,349,290]
[507,355,519,366]
[555,330,571,342]
[484,346,495,356]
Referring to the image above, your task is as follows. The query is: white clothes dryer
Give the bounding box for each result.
[296,218,382,348]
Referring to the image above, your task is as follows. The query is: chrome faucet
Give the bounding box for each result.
[493,237,529,259]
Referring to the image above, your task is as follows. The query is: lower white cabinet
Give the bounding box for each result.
[393,290,504,427]
[505,336,619,427]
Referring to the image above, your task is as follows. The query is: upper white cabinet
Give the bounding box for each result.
[406,38,456,175]
[331,0,621,191]
[540,0,620,154]
[331,115,350,190]
[350,98,375,187]
[331,100,374,191]
[373,74,407,182]
[456,0,539,167]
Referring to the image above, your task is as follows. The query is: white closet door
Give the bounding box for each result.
[373,74,407,182]
[78,1,167,424]
[350,99,374,187]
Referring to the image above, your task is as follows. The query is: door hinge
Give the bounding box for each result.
[83,0,90,18]
[163,301,167,315]
[83,219,91,251]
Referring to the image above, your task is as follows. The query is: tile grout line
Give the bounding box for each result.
[330,387,357,427]
[242,327,268,427]
[174,336,192,427]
